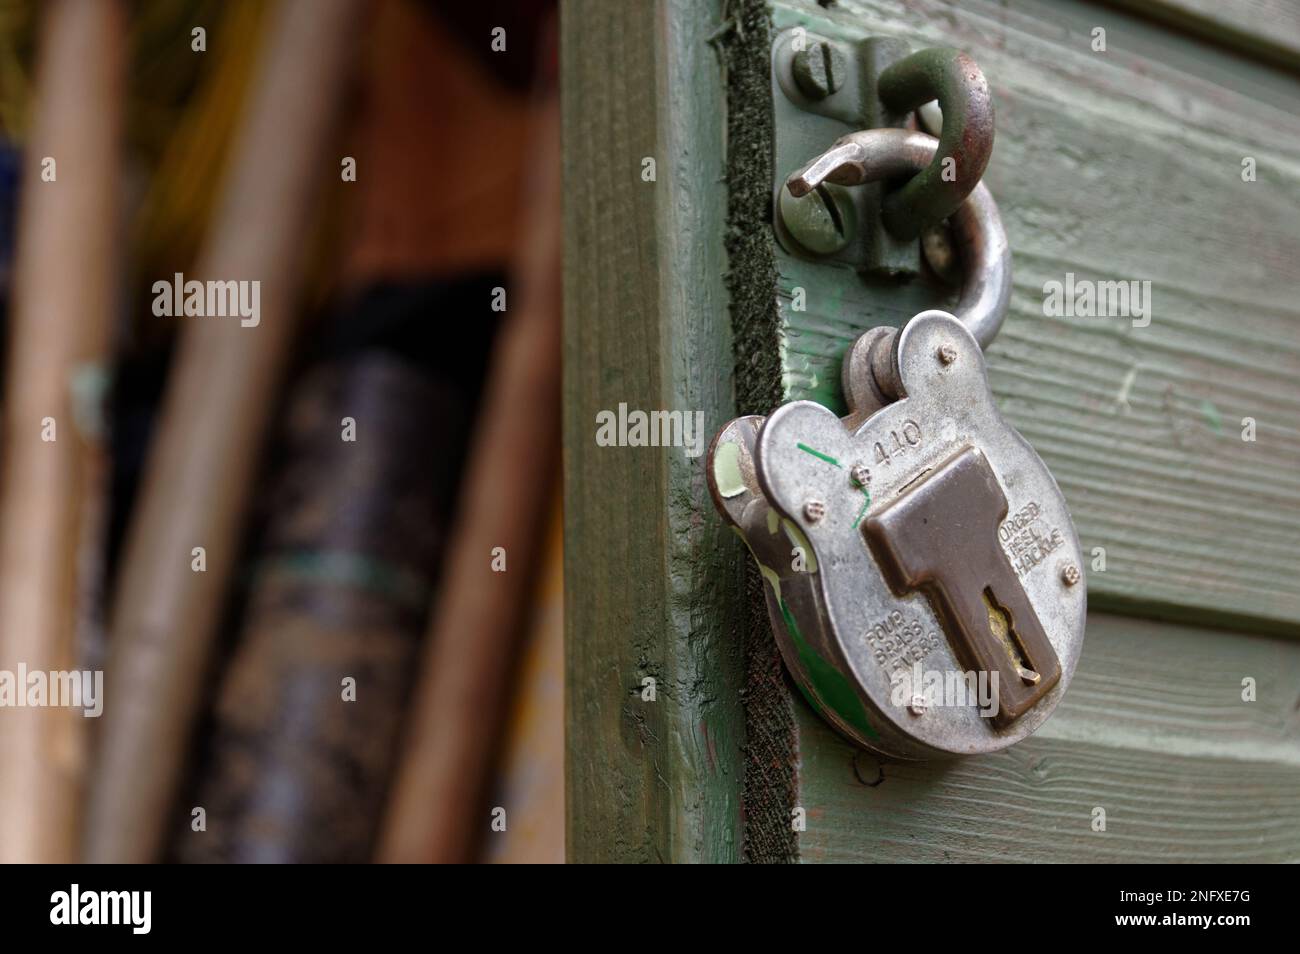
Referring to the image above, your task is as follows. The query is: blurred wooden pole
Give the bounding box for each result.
[484,501,565,864]
[377,89,561,863]
[0,0,125,864]
[84,0,364,864]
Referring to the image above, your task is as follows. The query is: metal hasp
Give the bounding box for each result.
[864,446,1062,729]
[788,128,1010,350]
[772,31,995,270]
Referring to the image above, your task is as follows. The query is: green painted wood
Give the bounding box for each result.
[768,0,1300,633]
[562,0,1300,864]
[561,0,747,863]
[731,0,1300,861]
[797,612,1300,863]
[1110,0,1300,70]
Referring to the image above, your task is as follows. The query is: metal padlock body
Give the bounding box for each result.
[709,311,1086,759]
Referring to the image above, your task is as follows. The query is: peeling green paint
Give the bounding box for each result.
[730,526,874,739]
[713,440,748,497]
[1201,399,1224,435]
[777,595,878,740]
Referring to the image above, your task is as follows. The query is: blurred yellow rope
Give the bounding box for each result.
[0,0,35,136]
[132,0,266,289]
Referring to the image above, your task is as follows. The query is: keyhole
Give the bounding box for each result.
[983,588,1041,686]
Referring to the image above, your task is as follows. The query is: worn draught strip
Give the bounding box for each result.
[0,0,125,864]
[83,0,364,864]
[719,0,800,864]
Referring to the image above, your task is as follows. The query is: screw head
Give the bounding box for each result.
[850,463,871,489]
[778,181,856,256]
[792,41,847,99]
[1060,563,1081,587]
[937,343,958,365]
[803,500,826,524]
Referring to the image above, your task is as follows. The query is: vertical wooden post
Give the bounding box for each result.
[561,0,746,862]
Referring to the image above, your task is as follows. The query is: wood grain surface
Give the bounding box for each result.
[770,0,1300,632]
[562,0,748,863]
[797,613,1300,863]
[563,0,1300,863]
[1108,0,1300,69]
[763,0,1300,863]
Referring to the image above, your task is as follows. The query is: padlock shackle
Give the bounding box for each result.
[787,129,1010,351]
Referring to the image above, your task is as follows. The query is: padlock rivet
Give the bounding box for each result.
[804,500,826,524]
[937,343,958,365]
[850,463,871,489]
[1060,563,1081,587]
[908,696,926,717]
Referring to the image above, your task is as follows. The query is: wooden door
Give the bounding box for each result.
[563,0,1300,862]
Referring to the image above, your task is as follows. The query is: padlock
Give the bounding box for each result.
[708,129,1085,759]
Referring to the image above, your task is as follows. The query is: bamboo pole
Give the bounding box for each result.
[83,0,364,864]
[0,0,125,864]
[377,90,561,863]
